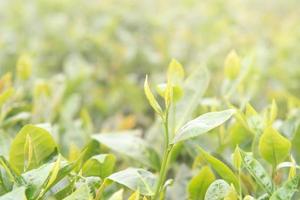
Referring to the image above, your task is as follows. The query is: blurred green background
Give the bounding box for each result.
[0,0,300,153]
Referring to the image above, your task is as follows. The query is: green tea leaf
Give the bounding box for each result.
[197,147,239,189]
[224,50,241,80]
[92,131,160,170]
[188,166,215,200]
[45,154,62,189]
[0,186,27,200]
[22,162,54,198]
[108,168,157,196]
[204,179,231,200]
[239,150,273,194]
[0,88,14,108]
[258,127,291,166]
[171,66,210,131]
[167,59,184,85]
[269,99,278,124]
[16,54,32,81]
[232,147,242,170]
[144,75,163,115]
[9,125,57,173]
[82,154,116,179]
[128,190,139,200]
[270,175,300,200]
[63,184,91,200]
[108,189,123,200]
[172,109,235,144]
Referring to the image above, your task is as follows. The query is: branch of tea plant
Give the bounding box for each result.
[153,111,175,200]
[95,178,110,200]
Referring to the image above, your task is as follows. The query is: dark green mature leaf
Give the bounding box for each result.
[92,131,160,170]
[270,175,300,200]
[198,147,239,189]
[0,186,27,200]
[259,127,291,166]
[239,150,273,194]
[63,184,91,200]
[107,168,157,196]
[82,154,116,179]
[9,125,57,173]
[188,166,215,200]
[204,179,230,200]
[172,109,235,144]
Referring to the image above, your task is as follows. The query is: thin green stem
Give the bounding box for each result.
[238,168,242,200]
[95,179,109,200]
[153,112,174,200]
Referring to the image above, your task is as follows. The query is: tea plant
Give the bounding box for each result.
[0,50,299,200]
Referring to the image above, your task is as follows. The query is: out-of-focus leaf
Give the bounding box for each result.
[92,131,160,170]
[108,189,123,200]
[63,184,91,200]
[204,179,231,200]
[197,147,239,189]
[188,166,215,200]
[0,88,14,108]
[107,168,157,196]
[171,66,210,131]
[9,125,57,173]
[128,190,139,200]
[239,150,273,194]
[16,54,32,81]
[258,127,291,166]
[167,59,184,85]
[0,186,27,200]
[82,154,116,179]
[270,175,300,200]
[224,50,241,80]
[172,109,235,143]
[22,162,53,198]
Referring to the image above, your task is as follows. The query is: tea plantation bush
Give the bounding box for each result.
[0,0,300,199]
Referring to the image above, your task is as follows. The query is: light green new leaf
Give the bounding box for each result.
[82,154,116,179]
[63,184,91,200]
[144,75,163,115]
[108,168,157,196]
[232,146,242,170]
[270,175,300,200]
[259,127,291,166]
[167,59,184,85]
[172,109,235,144]
[92,131,160,170]
[45,154,62,189]
[239,150,273,194]
[224,50,241,80]
[197,147,239,189]
[188,166,215,200]
[9,124,57,173]
[204,179,231,200]
[108,189,123,200]
[269,99,278,124]
[0,186,27,200]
